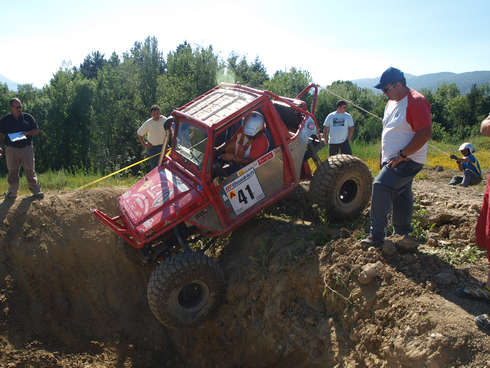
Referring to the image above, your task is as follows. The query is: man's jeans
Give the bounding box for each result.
[329,140,352,156]
[462,169,482,187]
[148,144,163,168]
[369,160,424,242]
[5,145,41,195]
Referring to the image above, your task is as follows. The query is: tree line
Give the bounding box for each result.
[0,36,489,175]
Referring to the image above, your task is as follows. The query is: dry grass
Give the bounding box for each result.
[354,139,490,176]
[427,142,490,174]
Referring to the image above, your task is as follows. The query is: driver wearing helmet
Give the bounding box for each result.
[449,142,482,187]
[215,111,269,175]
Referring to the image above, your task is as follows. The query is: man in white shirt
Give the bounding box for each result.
[323,100,355,156]
[137,104,167,168]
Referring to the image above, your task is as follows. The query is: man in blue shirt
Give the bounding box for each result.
[449,142,482,187]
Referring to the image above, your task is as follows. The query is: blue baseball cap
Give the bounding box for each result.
[375,67,405,89]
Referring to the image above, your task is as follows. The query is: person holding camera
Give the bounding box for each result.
[448,142,482,187]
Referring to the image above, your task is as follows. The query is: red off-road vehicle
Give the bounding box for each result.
[93,83,372,328]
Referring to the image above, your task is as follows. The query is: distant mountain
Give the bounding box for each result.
[0,74,18,91]
[352,71,490,94]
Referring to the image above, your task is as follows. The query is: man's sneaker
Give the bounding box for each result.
[396,234,419,252]
[32,192,44,200]
[5,192,17,200]
[475,314,490,333]
[360,235,383,247]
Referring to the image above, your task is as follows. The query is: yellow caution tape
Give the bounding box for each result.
[307,145,330,174]
[316,146,329,161]
[307,158,317,174]
[78,152,160,190]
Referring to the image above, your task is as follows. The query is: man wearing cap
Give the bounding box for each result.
[323,100,355,156]
[361,67,432,246]
[448,142,482,187]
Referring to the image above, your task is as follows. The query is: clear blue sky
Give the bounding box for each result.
[1,0,489,88]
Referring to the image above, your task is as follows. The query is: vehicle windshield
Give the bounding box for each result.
[174,121,208,169]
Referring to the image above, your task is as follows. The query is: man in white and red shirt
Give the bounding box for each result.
[362,67,432,246]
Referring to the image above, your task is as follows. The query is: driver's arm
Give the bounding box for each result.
[228,132,268,164]
[230,155,252,165]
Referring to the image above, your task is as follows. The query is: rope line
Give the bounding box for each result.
[324,88,383,121]
[324,88,451,155]
[77,152,160,190]
[78,88,458,191]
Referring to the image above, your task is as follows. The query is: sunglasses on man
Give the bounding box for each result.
[382,84,397,94]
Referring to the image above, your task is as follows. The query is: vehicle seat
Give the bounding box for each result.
[272,100,304,133]
[263,124,273,152]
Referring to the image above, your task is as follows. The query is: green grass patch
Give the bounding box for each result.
[0,169,140,196]
[2,137,490,196]
[422,242,485,266]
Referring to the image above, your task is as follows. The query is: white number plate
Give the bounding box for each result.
[224,169,265,215]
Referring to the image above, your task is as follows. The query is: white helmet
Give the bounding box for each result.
[458,142,475,153]
[243,111,264,136]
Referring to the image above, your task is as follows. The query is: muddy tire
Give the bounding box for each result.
[309,154,372,220]
[147,252,225,328]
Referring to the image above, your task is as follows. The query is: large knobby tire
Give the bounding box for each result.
[147,252,225,328]
[310,154,372,221]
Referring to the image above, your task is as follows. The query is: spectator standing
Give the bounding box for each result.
[361,67,432,246]
[323,100,355,156]
[137,104,167,168]
[0,98,43,200]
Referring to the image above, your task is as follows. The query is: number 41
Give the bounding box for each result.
[238,184,254,204]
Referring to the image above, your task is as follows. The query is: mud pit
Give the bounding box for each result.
[0,168,488,367]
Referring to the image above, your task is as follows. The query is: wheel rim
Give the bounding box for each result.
[339,179,358,204]
[178,281,208,310]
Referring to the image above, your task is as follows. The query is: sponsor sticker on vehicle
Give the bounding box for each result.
[300,116,317,140]
[224,169,265,215]
[152,189,173,207]
[142,218,154,230]
[237,151,275,176]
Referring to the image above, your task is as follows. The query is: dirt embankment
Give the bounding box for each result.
[0,168,489,367]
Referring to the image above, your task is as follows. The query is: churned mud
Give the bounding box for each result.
[0,168,488,367]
